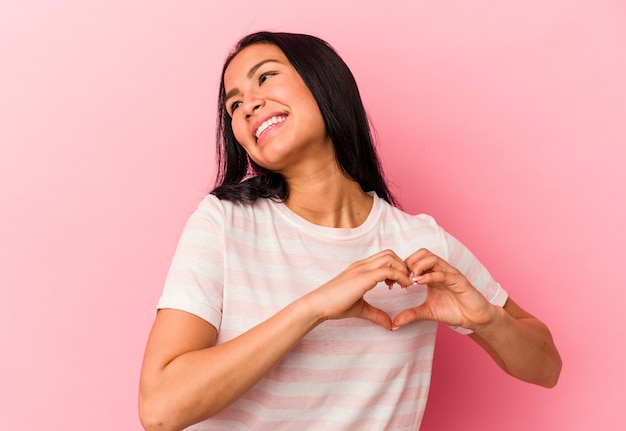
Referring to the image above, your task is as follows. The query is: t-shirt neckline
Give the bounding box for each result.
[267,192,384,240]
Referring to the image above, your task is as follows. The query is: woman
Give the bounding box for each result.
[139,32,561,431]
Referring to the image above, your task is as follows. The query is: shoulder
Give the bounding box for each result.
[195,193,256,217]
[377,197,441,231]
[192,194,278,228]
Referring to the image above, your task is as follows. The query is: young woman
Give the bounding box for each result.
[139,32,561,431]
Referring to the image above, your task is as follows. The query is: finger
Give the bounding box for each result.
[406,253,451,280]
[411,270,470,295]
[364,248,405,263]
[409,270,448,285]
[361,249,409,272]
[404,248,433,268]
[392,305,433,329]
[351,254,412,288]
[367,265,412,288]
[356,300,393,331]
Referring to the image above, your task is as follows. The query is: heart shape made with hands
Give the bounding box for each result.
[346,248,492,332]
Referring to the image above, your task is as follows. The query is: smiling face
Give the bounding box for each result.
[223,43,333,176]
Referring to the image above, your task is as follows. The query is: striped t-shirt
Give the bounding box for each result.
[157,193,508,430]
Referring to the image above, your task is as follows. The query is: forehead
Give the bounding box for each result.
[224,43,289,87]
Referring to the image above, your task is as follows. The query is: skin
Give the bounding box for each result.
[139,43,562,431]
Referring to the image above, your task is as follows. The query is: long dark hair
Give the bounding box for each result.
[211,31,396,205]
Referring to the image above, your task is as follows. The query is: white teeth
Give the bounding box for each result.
[255,116,285,138]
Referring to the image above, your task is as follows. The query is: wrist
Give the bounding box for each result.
[293,292,327,328]
[469,303,506,335]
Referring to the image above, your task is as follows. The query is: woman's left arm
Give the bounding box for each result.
[393,248,562,388]
[467,297,562,388]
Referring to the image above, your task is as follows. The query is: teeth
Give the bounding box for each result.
[255,116,285,138]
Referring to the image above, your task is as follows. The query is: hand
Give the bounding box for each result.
[305,250,414,331]
[392,248,497,331]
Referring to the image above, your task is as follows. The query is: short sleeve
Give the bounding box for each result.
[438,226,508,334]
[156,195,225,330]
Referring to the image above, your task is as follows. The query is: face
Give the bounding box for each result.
[223,43,332,175]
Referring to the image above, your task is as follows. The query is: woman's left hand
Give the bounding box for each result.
[392,248,496,331]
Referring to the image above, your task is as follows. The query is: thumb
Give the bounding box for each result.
[357,300,393,331]
[392,305,434,329]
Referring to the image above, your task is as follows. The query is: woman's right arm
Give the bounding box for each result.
[138,299,321,431]
[138,249,412,431]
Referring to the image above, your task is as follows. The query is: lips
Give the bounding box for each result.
[253,114,287,141]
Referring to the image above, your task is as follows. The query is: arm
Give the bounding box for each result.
[468,298,562,387]
[139,250,413,431]
[139,301,320,431]
[393,248,561,388]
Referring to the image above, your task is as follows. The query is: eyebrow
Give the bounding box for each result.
[224,59,281,102]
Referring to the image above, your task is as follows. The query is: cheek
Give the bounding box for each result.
[305,102,328,137]
[231,122,258,163]
[231,117,250,147]
[294,88,327,134]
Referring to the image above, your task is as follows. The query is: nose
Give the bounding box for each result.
[242,96,265,118]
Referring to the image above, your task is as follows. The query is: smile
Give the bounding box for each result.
[255,116,286,139]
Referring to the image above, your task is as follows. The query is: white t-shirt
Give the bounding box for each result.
[157,193,508,430]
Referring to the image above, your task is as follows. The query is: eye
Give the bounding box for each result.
[259,71,276,85]
[230,101,242,114]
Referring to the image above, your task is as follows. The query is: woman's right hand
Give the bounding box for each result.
[303,249,414,330]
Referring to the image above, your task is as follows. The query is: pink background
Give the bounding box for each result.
[1,1,625,430]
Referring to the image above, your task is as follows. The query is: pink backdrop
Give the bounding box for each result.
[2,1,625,430]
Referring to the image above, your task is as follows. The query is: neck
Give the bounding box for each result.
[283,163,373,228]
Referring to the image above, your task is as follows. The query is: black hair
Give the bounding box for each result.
[211,31,396,206]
